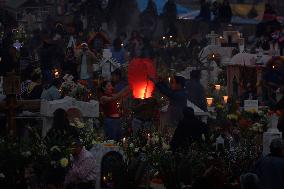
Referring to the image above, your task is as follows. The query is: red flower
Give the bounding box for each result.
[239,119,252,129]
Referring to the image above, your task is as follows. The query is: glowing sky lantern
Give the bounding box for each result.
[128,58,156,99]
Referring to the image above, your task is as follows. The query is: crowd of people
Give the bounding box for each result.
[0,1,284,189]
[196,0,232,23]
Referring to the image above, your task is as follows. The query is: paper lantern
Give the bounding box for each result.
[128,58,156,99]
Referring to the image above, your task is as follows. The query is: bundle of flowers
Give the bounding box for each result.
[60,74,76,96]
[70,83,89,101]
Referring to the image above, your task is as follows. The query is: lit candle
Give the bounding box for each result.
[223,96,229,104]
[170,35,173,38]
[54,69,59,78]
[168,77,171,84]
[162,36,165,40]
[122,137,126,143]
[206,97,213,107]
[215,84,221,91]
[212,54,215,58]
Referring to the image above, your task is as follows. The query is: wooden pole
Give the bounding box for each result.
[6,94,18,136]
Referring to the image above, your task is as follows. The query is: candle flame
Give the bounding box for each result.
[206,97,213,107]
[215,84,221,91]
[223,96,229,104]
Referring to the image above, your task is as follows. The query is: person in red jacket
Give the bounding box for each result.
[100,81,130,141]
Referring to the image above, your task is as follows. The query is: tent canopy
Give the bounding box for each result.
[136,0,190,16]
[230,53,271,67]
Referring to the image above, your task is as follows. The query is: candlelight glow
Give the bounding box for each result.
[128,58,156,99]
[133,81,155,99]
[162,36,165,40]
[215,84,221,91]
[206,97,214,107]
[54,69,60,78]
[223,96,229,104]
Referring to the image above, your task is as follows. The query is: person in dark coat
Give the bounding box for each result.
[45,108,79,188]
[253,138,284,189]
[219,0,232,23]
[170,107,208,153]
[195,0,211,22]
[153,75,187,128]
[39,40,54,83]
[62,47,77,80]
[186,70,207,111]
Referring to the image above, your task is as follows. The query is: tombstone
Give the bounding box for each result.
[40,96,99,137]
[90,143,124,189]
[100,49,121,80]
[217,30,245,50]
[100,151,124,188]
[187,100,209,122]
[206,31,219,46]
[227,53,271,97]
[263,114,282,156]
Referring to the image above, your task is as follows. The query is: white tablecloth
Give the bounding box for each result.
[40,97,99,137]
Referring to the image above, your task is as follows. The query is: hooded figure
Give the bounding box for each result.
[170,107,208,152]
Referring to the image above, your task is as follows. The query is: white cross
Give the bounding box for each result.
[206,31,219,45]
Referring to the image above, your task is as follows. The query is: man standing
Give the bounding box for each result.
[77,43,96,89]
[65,141,96,189]
[111,69,127,93]
[253,138,284,189]
[186,70,207,111]
[152,75,187,129]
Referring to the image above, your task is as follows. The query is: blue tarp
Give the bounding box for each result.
[136,0,190,15]
[179,10,261,25]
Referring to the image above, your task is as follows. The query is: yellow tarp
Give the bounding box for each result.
[231,3,265,17]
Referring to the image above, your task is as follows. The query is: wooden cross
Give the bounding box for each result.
[0,72,40,136]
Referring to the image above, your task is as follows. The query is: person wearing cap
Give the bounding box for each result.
[77,43,96,89]
[151,75,187,129]
[253,138,284,189]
